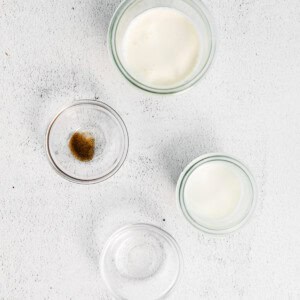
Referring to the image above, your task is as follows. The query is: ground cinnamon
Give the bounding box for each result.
[69,131,95,162]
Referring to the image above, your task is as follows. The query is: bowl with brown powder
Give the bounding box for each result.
[45,100,129,184]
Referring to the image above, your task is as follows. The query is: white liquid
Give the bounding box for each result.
[122,7,200,88]
[184,161,242,220]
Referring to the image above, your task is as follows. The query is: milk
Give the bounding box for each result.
[184,161,242,220]
[121,7,201,88]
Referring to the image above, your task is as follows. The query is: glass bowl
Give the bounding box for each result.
[176,154,257,234]
[108,0,216,94]
[45,100,129,184]
[100,224,183,300]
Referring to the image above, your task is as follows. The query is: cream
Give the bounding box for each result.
[184,161,242,220]
[121,7,201,88]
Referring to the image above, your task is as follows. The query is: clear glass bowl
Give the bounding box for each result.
[100,224,183,300]
[176,154,257,234]
[45,100,129,184]
[108,0,216,94]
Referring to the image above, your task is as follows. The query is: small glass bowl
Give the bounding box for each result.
[108,0,216,94]
[176,154,257,234]
[45,100,129,184]
[100,224,183,300]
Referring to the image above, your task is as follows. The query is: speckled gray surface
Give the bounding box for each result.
[0,0,300,299]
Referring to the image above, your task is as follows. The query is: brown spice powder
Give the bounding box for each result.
[69,131,95,162]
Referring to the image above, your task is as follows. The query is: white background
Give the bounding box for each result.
[0,0,300,299]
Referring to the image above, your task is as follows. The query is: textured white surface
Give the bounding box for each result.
[0,0,300,299]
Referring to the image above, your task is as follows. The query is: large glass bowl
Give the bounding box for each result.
[45,100,129,184]
[108,0,216,94]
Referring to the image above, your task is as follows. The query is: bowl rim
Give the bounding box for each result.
[100,223,183,300]
[108,0,216,94]
[45,99,129,184]
[176,153,257,235]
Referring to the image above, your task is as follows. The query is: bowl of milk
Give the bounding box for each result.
[176,154,257,234]
[108,0,215,94]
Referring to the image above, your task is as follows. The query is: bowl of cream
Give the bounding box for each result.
[108,0,215,94]
[176,154,257,234]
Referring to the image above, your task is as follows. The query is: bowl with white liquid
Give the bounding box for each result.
[176,154,257,234]
[108,0,216,94]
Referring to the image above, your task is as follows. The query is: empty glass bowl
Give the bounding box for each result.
[100,224,183,299]
[108,0,216,94]
[45,100,129,184]
[176,154,257,234]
